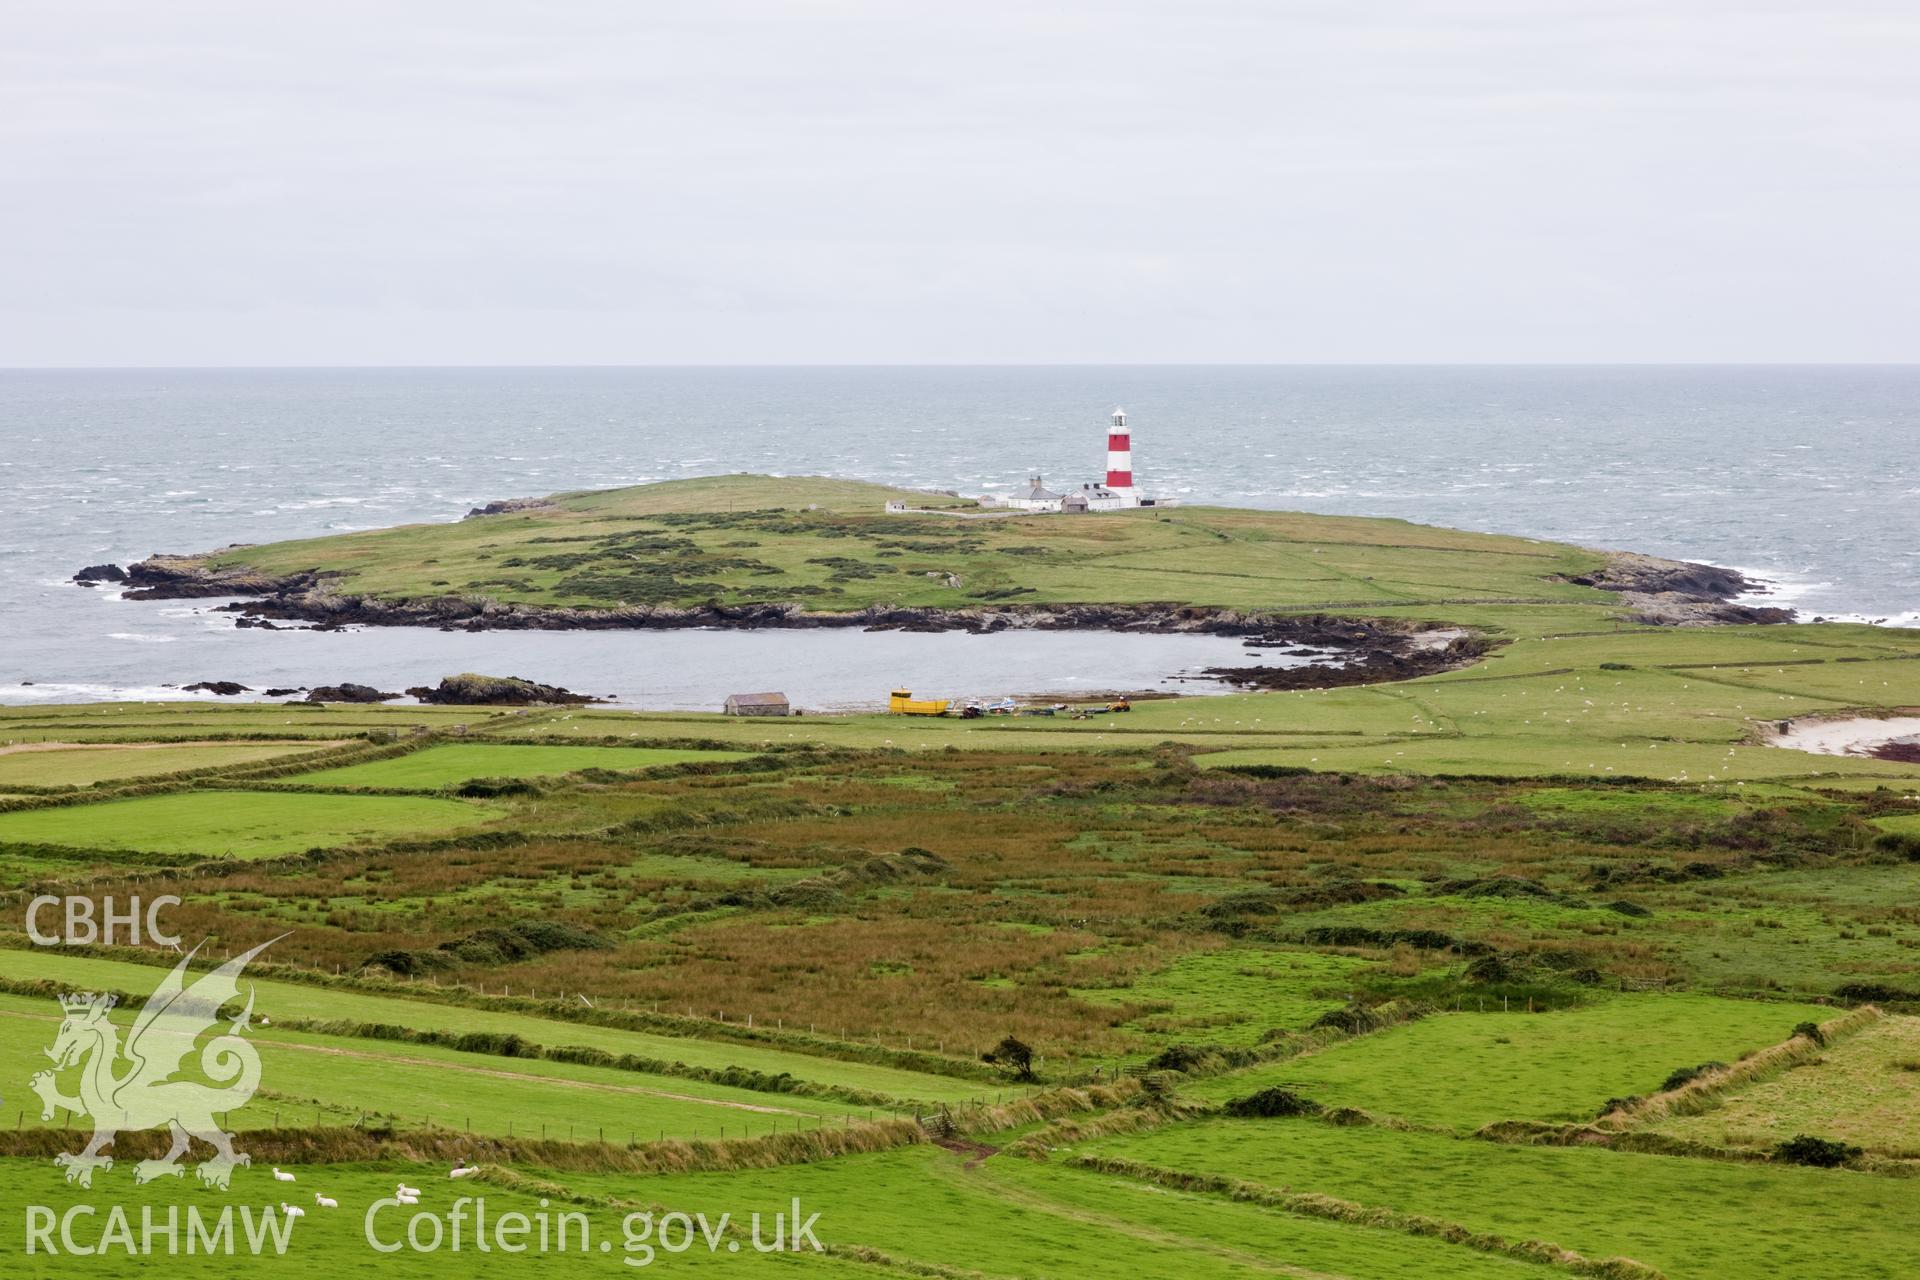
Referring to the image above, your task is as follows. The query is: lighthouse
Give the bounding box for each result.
[978,405,1165,513]
[1105,408,1135,500]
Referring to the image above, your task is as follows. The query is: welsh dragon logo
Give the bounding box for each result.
[30,937,280,1190]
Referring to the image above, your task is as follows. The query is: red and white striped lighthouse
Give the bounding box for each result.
[1105,407,1134,496]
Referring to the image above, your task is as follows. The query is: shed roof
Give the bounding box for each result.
[725,692,790,706]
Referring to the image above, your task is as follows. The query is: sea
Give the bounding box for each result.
[1,365,1914,709]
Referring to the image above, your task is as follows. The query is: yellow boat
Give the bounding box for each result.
[888,688,952,716]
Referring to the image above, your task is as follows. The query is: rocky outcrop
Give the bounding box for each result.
[464,497,557,519]
[1566,552,1794,627]
[405,674,602,705]
[303,683,400,704]
[182,680,251,696]
[1206,632,1490,691]
[72,563,128,585]
[119,553,322,601]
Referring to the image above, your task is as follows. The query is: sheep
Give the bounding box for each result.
[396,1182,421,1198]
[279,1203,305,1219]
[272,1167,296,1182]
[450,1163,479,1179]
[314,1193,338,1209]
[396,1193,419,1205]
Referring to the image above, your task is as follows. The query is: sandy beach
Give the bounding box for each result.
[1768,714,1920,757]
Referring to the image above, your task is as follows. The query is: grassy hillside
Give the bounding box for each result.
[184,474,1612,615]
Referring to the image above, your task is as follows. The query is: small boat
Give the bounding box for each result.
[889,688,952,716]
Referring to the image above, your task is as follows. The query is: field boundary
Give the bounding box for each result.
[1594,1004,1881,1128]
[1065,1153,1666,1279]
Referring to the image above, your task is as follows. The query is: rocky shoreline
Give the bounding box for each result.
[72,545,1786,697]
[92,548,1783,632]
[1563,553,1794,626]
[1204,630,1491,691]
[93,552,1437,641]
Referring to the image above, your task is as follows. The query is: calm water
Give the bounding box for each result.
[1,366,1914,707]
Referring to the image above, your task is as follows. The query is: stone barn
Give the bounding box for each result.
[724,692,791,717]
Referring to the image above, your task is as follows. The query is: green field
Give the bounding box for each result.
[0,790,505,857]
[561,1146,1545,1280]
[283,744,751,789]
[1186,995,1828,1129]
[0,949,996,1105]
[1647,1014,1920,1158]
[1074,946,1368,1052]
[1086,1120,1920,1278]
[0,742,336,788]
[0,701,507,743]
[0,992,869,1140]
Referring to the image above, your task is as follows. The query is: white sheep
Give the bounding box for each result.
[450,1163,479,1179]
[396,1182,421,1198]
[279,1203,305,1218]
[396,1193,419,1205]
[314,1193,338,1209]
[272,1167,296,1182]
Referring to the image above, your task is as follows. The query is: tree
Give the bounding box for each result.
[982,1035,1035,1081]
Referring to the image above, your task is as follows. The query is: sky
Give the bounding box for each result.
[2,1,1917,366]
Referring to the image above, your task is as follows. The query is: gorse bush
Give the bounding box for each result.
[1658,1062,1726,1092]
[1298,925,1481,953]
[1144,1043,1224,1074]
[1463,954,1514,984]
[1222,1087,1322,1118]
[1872,830,1920,860]
[1308,1004,1401,1036]
[455,776,545,797]
[363,919,614,972]
[1773,1134,1861,1168]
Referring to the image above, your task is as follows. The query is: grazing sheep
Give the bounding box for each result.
[279,1203,305,1218]
[314,1193,338,1209]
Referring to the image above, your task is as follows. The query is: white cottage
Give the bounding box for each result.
[1004,474,1064,513]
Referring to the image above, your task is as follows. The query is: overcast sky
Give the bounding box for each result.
[3,1,1916,365]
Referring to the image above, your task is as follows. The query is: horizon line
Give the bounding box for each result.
[4,361,1919,373]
